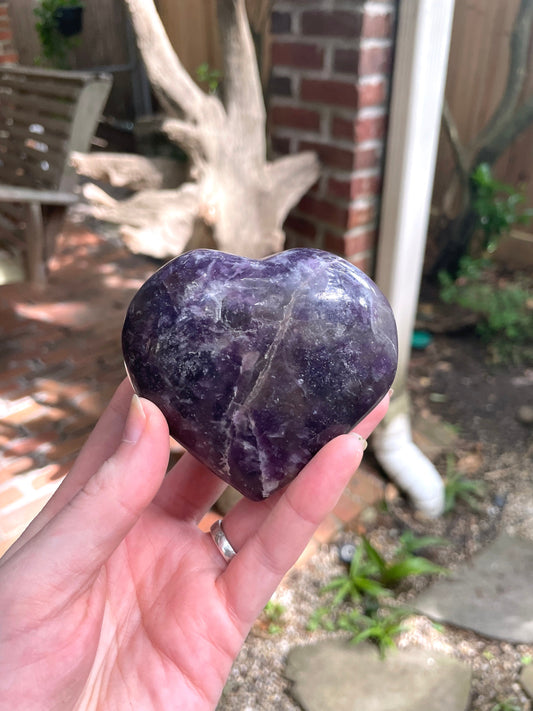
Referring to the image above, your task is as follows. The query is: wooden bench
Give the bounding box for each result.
[0,66,112,285]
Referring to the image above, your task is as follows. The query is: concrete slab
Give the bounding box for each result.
[414,534,533,643]
[285,640,471,711]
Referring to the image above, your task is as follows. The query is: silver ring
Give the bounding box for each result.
[210,519,237,563]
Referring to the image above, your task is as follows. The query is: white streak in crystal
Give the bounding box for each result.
[241,288,299,410]
[219,278,309,484]
[249,413,277,498]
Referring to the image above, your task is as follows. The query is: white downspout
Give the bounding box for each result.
[372,0,456,517]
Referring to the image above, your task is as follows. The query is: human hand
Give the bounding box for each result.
[0,379,389,710]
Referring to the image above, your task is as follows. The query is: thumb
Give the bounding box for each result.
[15,395,170,593]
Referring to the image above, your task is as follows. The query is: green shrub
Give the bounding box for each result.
[196,62,222,94]
[439,256,533,364]
[471,163,533,254]
[490,697,522,711]
[261,600,286,635]
[308,534,448,656]
[443,454,486,513]
[34,0,84,69]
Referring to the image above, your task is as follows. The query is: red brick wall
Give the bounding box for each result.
[269,1,397,275]
[0,1,18,64]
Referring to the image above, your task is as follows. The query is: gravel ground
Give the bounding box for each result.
[217,332,533,710]
[217,448,533,711]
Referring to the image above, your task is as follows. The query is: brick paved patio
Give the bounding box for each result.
[0,223,387,559]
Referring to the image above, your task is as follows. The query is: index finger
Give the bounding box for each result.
[2,378,135,560]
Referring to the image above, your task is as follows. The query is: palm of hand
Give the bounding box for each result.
[0,379,388,711]
[75,513,243,710]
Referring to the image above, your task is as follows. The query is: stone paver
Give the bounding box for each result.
[0,227,155,553]
[285,640,471,711]
[414,534,533,643]
[411,411,458,461]
[520,663,533,698]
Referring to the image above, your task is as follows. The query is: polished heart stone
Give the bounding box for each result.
[122,248,398,500]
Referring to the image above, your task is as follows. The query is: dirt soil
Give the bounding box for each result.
[410,329,532,457]
[217,312,533,711]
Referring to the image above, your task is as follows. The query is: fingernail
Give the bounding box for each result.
[122,394,146,444]
[351,433,368,451]
[388,387,395,397]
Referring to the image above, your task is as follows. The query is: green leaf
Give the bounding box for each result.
[337,612,362,632]
[322,576,349,592]
[398,531,449,554]
[332,580,355,606]
[351,626,380,643]
[307,606,331,631]
[431,622,446,633]
[472,162,492,185]
[361,537,386,575]
[381,557,448,586]
[348,541,365,576]
[353,576,392,598]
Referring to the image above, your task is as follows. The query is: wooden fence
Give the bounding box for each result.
[8,0,270,123]
[8,0,533,228]
[9,0,137,120]
[433,0,533,233]
[155,0,222,82]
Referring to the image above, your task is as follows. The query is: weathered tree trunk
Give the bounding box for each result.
[72,152,187,190]
[87,0,318,260]
[431,203,478,277]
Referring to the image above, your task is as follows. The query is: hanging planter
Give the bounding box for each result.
[34,0,85,68]
[54,5,84,37]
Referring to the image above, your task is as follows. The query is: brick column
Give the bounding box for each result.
[0,1,18,64]
[269,1,396,275]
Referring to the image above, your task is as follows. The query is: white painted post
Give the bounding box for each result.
[372,0,456,517]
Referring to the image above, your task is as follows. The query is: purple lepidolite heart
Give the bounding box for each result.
[122,248,398,500]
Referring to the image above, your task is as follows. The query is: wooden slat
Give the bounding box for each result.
[0,163,61,190]
[0,185,77,204]
[0,229,24,255]
[0,211,21,233]
[0,153,61,190]
[0,71,111,194]
[0,109,72,138]
[0,65,98,84]
[0,92,76,120]
[5,125,68,154]
[0,143,60,169]
[0,200,25,221]
[0,173,56,192]
[0,76,83,100]
[17,144,66,171]
[0,65,112,285]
